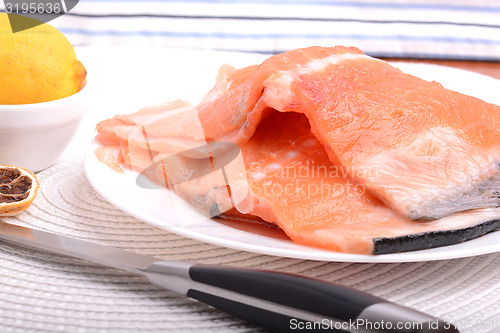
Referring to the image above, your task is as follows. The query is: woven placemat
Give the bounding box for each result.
[1,150,499,333]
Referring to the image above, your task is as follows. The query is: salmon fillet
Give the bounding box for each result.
[238,112,500,254]
[95,46,500,254]
[198,46,500,220]
[95,103,500,254]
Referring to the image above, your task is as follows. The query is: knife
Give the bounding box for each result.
[0,221,458,333]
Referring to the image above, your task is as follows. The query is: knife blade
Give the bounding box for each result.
[0,221,458,333]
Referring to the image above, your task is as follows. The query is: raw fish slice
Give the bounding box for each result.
[198,46,500,220]
[96,100,214,175]
[94,145,125,173]
[94,46,500,254]
[97,100,207,157]
[197,46,362,144]
[238,112,500,254]
[96,101,245,219]
[96,104,500,254]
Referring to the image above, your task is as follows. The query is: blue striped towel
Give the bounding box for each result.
[2,0,500,60]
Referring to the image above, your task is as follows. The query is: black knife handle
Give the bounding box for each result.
[143,261,457,333]
[187,264,382,332]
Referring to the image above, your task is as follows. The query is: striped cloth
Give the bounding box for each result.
[2,0,500,60]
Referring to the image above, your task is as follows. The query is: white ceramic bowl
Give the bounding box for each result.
[0,80,88,172]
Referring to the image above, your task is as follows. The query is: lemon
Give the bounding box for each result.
[0,165,39,216]
[0,13,86,105]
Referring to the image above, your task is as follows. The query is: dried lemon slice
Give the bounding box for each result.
[0,165,39,216]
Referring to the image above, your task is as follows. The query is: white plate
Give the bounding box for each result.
[84,48,500,263]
